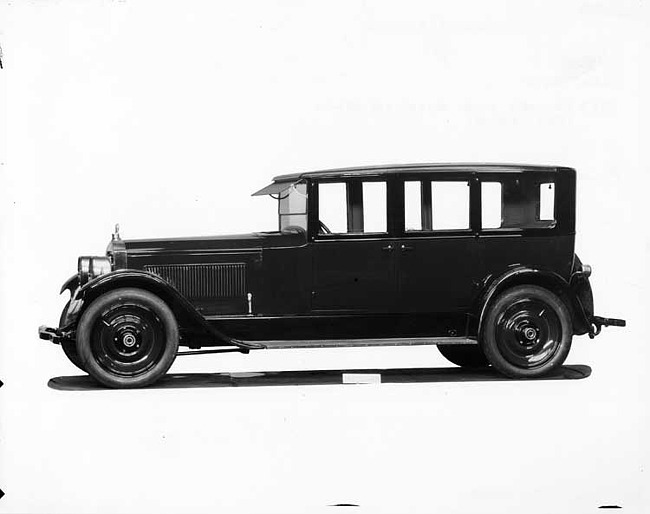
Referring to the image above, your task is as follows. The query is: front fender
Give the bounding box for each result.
[60,270,189,329]
[74,269,257,349]
[60,274,80,295]
[80,269,185,301]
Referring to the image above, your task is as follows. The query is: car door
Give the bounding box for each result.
[311,178,398,312]
[397,176,480,313]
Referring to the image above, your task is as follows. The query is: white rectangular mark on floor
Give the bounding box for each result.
[342,373,382,384]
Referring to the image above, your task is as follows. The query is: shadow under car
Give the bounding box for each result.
[48,364,592,391]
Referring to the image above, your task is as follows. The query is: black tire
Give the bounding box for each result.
[62,339,87,373]
[481,285,572,378]
[438,344,489,368]
[76,288,179,388]
[59,300,87,373]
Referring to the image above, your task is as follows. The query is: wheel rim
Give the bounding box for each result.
[495,297,562,369]
[90,302,165,377]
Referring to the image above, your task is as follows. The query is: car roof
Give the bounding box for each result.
[272,163,572,182]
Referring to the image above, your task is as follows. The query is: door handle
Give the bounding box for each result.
[381,244,395,252]
[400,244,414,252]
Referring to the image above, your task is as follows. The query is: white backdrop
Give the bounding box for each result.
[1,1,648,513]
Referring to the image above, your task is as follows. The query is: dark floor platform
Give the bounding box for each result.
[48,364,591,391]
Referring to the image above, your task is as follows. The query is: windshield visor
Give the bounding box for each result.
[252,180,297,196]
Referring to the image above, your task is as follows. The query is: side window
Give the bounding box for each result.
[404,180,470,231]
[317,181,387,235]
[318,182,347,234]
[431,181,470,230]
[481,182,502,229]
[362,181,387,233]
[481,179,556,229]
[404,181,423,231]
[539,183,555,221]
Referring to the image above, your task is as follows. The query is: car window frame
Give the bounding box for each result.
[477,172,561,236]
[310,176,393,241]
[397,172,477,239]
[276,180,309,234]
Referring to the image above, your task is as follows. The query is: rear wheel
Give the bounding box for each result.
[438,344,489,368]
[62,340,87,373]
[481,285,572,378]
[76,288,179,388]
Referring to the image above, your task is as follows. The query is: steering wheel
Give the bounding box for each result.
[318,220,332,234]
[282,225,306,235]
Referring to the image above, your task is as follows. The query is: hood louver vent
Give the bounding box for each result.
[144,263,246,299]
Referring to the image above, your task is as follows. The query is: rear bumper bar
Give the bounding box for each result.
[589,316,626,338]
[39,325,74,344]
[39,325,60,343]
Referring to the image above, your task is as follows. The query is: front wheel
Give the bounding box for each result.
[481,285,572,378]
[76,288,179,388]
[60,300,87,373]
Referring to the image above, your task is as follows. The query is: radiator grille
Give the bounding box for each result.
[144,263,246,298]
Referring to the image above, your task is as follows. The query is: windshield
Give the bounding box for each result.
[278,182,308,232]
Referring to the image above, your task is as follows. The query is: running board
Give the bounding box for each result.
[253,336,477,350]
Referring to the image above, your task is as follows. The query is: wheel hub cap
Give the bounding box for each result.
[122,332,137,348]
[523,327,537,341]
[517,324,539,347]
[495,298,562,369]
[91,306,164,378]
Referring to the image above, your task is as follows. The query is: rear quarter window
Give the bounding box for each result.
[481,179,556,230]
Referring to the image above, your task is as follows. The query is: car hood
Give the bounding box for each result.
[123,231,305,257]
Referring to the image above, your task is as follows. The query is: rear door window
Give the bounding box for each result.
[431,181,470,230]
[404,179,470,231]
[362,181,387,233]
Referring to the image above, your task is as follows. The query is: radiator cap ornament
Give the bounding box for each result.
[112,223,121,241]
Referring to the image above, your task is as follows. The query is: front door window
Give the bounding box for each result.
[317,182,347,234]
[316,180,387,235]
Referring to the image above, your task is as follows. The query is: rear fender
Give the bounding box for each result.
[476,267,589,337]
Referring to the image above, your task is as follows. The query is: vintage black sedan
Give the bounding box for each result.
[40,163,625,388]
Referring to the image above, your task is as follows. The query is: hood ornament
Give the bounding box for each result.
[112,223,121,241]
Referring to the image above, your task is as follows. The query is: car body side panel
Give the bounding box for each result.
[311,238,398,313]
[255,245,312,315]
[207,312,470,341]
[397,234,479,313]
[479,235,575,282]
